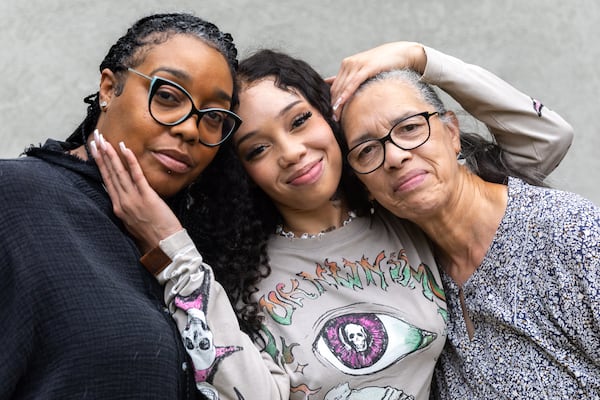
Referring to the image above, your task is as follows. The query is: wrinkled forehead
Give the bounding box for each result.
[341,79,425,132]
[348,78,423,111]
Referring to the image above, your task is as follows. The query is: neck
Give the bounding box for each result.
[69,144,89,161]
[68,129,94,161]
[277,197,352,237]
[418,174,508,286]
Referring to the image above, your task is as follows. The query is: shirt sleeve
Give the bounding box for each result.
[155,230,290,400]
[422,46,574,177]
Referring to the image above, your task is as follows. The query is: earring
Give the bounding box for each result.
[99,100,108,110]
[457,151,466,166]
[184,183,196,210]
[369,200,376,215]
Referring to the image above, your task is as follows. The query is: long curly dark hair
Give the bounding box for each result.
[176,142,270,338]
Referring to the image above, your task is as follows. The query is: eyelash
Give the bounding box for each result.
[291,111,312,129]
[243,111,314,162]
[244,144,267,162]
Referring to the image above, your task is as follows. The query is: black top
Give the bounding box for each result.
[0,140,200,399]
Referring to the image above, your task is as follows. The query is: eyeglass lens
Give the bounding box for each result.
[149,79,237,145]
[348,113,432,173]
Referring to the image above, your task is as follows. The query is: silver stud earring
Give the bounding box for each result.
[457,151,466,166]
[100,100,108,110]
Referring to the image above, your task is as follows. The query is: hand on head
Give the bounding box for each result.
[326,41,427,121]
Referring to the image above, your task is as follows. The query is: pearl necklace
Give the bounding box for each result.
[275,211,357,239]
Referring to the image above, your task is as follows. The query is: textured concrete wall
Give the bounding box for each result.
[1,0,598,204]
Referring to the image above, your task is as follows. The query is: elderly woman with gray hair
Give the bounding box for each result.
[339,59,600,398]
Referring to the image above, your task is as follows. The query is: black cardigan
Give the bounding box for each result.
[0,140,200,399]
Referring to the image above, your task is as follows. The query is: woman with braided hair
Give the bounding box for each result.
[0,12,264,399]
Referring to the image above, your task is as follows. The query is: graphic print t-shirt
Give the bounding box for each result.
[254,212,447,400]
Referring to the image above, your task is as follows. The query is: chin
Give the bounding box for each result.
[149,176,182,199]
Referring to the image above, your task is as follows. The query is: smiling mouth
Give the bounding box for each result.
[287,160,323,186]
[394,171,427,193]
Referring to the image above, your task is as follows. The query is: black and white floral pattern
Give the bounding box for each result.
[433,178,600,399]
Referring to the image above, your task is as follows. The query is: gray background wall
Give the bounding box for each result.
[1,0,598,204]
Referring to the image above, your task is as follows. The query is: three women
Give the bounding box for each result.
[92,42,574,399]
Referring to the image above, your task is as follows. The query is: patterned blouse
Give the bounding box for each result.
[432,177,600,399]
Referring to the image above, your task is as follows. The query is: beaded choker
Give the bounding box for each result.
[275,211,357,239]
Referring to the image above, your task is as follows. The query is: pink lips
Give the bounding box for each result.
[153,150,194,174]
[393,170,427,193]
[287,160,324,186]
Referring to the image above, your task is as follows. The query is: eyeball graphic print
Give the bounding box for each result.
[312,305,436,375]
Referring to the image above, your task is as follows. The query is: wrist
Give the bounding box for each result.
[140,245,172,276]
[410,43,427,75]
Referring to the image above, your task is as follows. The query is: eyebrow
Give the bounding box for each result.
[278,99,303,118]
[234,99,304,148]
[149,67,233,103]
[347,111,418,147]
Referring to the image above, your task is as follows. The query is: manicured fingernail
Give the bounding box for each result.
[98,134,107,150]
[93,129,100,143]
[332,114,338,122]
[89,140,98,157]
[332,96,342,111]
[119,141,127,153]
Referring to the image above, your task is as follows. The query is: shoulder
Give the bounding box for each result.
[509,177,598,218]
[507,177,599,252]
[0,156,87,217]
[0,157,58,189]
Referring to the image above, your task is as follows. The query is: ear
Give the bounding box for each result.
[442,110,462,154]
[98,68,119,106]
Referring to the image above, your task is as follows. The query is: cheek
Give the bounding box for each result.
[242,162,273,194]
[315,124,343,161]
[356,173,390,202]
[190,147,220,176]
[356,175,376,193]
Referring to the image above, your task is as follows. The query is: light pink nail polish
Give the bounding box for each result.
[89,140,98,157]
[99,134,107,150]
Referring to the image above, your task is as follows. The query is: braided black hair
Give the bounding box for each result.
[67,12,238,145]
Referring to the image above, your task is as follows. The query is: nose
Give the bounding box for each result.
[277,137,307,169]
[170,114,201,144]
[382,140,411,170]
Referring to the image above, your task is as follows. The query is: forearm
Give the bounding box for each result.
[149,230,290,399]
[422,46,573,176]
